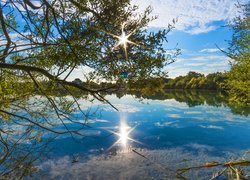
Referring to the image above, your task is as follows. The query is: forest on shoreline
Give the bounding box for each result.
[72,71,227,91]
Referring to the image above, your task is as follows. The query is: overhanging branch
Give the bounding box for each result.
[0,5,11,63]
[0,63,119,111]
[0,63,95,92]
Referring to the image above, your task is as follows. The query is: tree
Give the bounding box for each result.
[187,71,202,78]
[224,2,250,104]
[0,0,179,177]
[163,71,226,90]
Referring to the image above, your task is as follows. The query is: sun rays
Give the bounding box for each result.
[107,23,138,59]
[106,116,142,150]
[107,123,137,149]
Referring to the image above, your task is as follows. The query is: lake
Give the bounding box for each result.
[28,90,250,179]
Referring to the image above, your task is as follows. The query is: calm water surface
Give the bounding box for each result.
[32,91,250,179]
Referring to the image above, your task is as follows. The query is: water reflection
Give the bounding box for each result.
[2,90,250,179]
[35,147,246,179]
[115,90,250,116]
[119,122,129,147]
[107,113,138,150]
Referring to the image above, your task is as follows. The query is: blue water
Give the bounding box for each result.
[32,93,250,179]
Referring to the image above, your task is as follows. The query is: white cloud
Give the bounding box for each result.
[155,121,174,127]
[0,33,32,53]
[199,48,223,53]
[200,125,224,130]
[183,62,205,66]
[164,53,230,77]
[58,65,94,81]
[186,25,217,35]
[132,0,248,34]
[184,111,202,115]
[187,143,215,151]
[103,104,140,113]
[35,147,232,179]
[165,67,192,77]
[87,119,109,123]
[179,55,229,62]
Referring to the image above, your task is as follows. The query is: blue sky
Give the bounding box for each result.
[131,0,248,77]
[2,0,247,80]
[68,0,247,80]
[163,25,232,77]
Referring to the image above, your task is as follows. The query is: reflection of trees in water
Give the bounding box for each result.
[128,90,250,116]
[1,90,249,178]
[0,121,52,178]
[0,94,95,178]
[228,103,250,117]
[1,89,249,178]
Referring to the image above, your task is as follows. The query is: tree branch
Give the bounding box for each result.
[0,63,95,92]
[0,5,11,63]
[23,0,44,10]
[0,109,78,135]
[0,63,119,111]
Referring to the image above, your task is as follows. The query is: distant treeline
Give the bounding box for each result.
[72,71,227,92]
[163,71,226,90]
[70,78,250,116]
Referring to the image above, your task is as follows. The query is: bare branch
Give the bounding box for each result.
[0,4,11,63]
[0,109,79,135]
[23,0,44,10]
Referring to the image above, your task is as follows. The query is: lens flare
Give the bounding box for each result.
[105,22,138,59]
[119,123,129,147]
[107,121,141,150]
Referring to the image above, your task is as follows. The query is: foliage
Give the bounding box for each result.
[225,2,250,104]
[176,153,250,180]
[0,0,178,177]
[161,71,226,90]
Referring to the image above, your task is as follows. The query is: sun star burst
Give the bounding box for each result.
[107,23,137,59]
[107,122,141,150]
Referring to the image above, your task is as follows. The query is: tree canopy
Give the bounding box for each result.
[0,0,179,177]
[141,71,226,90]
[0,0,179,126]
[224,2,250,104]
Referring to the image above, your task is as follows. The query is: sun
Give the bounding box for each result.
[119,31,128,47]
[107,23,138,59]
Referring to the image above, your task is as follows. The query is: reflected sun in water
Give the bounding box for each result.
[119,122,130,147]
[107,115,140,150]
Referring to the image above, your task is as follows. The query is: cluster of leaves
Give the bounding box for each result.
[163,71,227,90]
[0,70,35,120]
[124,71,226,91]
[2,0,178,81]
[225,2,250,105]
[176,156,250,180]
[0,0,179,178]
